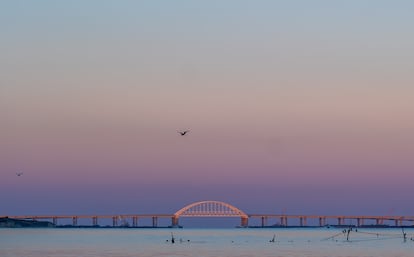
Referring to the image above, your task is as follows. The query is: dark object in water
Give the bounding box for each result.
[171,232,175,244]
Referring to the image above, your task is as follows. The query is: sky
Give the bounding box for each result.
[1,0,414,223]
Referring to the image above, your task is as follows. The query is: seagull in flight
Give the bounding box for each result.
[16,172,23,177]
[178,130,190,136]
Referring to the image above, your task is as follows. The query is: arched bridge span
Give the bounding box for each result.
[172,200,248,227]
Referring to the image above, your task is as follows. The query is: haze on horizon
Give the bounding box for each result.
[1,1,413,218]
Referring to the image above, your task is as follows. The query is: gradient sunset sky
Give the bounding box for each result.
[1,1,413,219]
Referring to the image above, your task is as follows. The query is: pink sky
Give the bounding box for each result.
[1,1,414,217]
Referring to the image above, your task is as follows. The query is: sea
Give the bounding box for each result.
[1,227,413,257]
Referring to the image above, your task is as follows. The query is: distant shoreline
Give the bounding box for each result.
[0,217,54,228]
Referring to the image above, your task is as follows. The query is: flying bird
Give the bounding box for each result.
[16,172,23,177]
[178,130,190,136]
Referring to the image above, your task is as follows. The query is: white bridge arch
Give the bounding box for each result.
[171,200,248,227]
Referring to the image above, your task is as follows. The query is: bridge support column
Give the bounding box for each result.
[395,219,402,227]
[72,217,78,226]
[279,216,288,226]
[171,216,179,227]
[240,217,248,227]
[112,217,118,227]
[92,217,98,226]
[261,216,267,227]
[281,216,288,226]
[300,217,307,226]
[52,217,58,225]
[357,218,364,227]
[319,217,326,227]
[337,217,344,226]
[132,217,138,227]
[152,216,158,227]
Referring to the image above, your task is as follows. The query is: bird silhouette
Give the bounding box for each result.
[178,130,190,136]
[16,172,23,177]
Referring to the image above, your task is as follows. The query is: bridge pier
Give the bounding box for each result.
[300,217,307,226]
[337,217,344,226]
[395,219,402,227]
[240,217,248,227]
[52,217,58,225]
[171,216,179,227]
[261,216,267,227]
[92,216,98,226]
[319,217,326,227]
[376,218,383,225]
[132,216,138,227]
[112,217,118,227]
[152,216,158,227]
[357,218,364,227]
[72,217,78,226]
[279,216,288,226]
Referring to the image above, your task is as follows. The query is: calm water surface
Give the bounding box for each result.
[1,228,413,257]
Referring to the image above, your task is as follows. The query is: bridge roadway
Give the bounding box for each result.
[8,214,172,227]
[248,214,414,227]
[8,214,414,227]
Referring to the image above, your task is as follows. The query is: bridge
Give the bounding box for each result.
[6,200,414,228]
